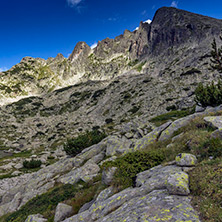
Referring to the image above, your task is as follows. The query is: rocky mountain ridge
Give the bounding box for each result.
[0,6,222,221]
[0,7,222,105]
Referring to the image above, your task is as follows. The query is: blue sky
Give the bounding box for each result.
[0,0,222,71]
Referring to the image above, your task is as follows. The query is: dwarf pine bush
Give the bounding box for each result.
[195,80,222,107]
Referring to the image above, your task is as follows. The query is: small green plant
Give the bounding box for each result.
[189,158,222,222]
[211,36,222,72]
[150,107,195,126]
[197,137,222,160]
[195,81,222,107]
[102,150,164,189]
[64,129,106,156]
[23,159,42,169]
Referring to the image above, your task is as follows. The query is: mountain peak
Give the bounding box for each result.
[68,41,91,62]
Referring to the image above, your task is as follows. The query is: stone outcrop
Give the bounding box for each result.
[25,214,47,222]
[62,154,199,222]
[54,203,73,222]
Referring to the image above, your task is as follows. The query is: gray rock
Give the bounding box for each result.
[78,200,95,213]
[134,121,172,150]
[211,129,222,139]
[159,114,201,141]
[95,187,115,202]
[136,165,182,189]
[125,132,134,139]
[54,203,73,222]
[171,132,184,142]
[25,214,47,222]
[11,171,21,176]
[58,160,100,185]
[97,190,198,222]
[14,163,23,170]
[99,156,117,166]
[175,153,197,166]
[102,167,117,185]
[105,136,132,156]
[166,171,190,195]
[195,105,205,112]
[204,116,222,129]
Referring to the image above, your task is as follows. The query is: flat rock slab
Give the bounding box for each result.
[204,116,222,129]
[58,160,100,185]
[54,203,73,222]
[159,113,201,141]
[25,214,47,222]
[134,121,172,150]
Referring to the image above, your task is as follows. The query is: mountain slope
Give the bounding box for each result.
[1,6,222,221]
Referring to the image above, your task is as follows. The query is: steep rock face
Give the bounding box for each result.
[149,7,222,54]
[68,42,91,62]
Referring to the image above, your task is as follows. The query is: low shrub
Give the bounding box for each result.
[64,129,106,156]
[189,158,222,222]
[4,178,104,222]
[150,107,195,126]
[197,137,222,160]
[102,150,164,189]
[195,81,222,107]
[23,159,42,169]
[4,183,82,222]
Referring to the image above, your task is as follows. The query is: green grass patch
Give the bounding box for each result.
[64,129,107,156]
[0,174,14,180]
[128,59,139,67]
[3,177,104,222]
[4,182,82,222]
[189,158,222,222]
[135,61,146,72]
[150,107,195,126]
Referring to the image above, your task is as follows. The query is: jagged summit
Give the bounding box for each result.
[150,7,222,53]
[68,41,91,62]
[0,7,222,105]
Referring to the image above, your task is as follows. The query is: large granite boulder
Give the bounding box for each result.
[166,171,190,195]
[54,203,73,222]
[159,114,201,141]
[204,116,222,129]
[25,214,47,222]
[58,160,100,185]
[176,153,197,166]
[105,136,132,156]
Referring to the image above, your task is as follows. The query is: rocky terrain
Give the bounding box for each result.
[0,6,222,222]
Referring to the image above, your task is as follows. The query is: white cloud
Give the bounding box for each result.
[67,0,82,7]
[171,1,178,8]
[91,42,97,49]
[134,19,152,31]
[108,17,117,22]
[0,67,7,72]
[141,10,147,15]
[144,19,152,24]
